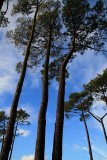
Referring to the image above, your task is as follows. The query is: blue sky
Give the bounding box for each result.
[0,1,107,160]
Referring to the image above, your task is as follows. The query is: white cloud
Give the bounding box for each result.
[21,155,34,160]
[72,144,88,152]
[0,43,21,95]
[17,128,31,137]
[21,155,48,160]
[67,51,107,91]
[82,146,88,151]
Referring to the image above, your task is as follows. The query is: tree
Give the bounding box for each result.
[0,111,8,156]
[0,109,30,160]
[52,1,107,159]
[84,68,107,105]
[64,92,94,160]
[7,1,63,159]
[34,1,63,160]
[8,109,30,160]
[0,1,43,159]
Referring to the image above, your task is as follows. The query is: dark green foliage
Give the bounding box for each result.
[62,0,107,54]
[7,0,64,73]
[0,109,30,143]
[84,68,107,102]
[0,111,8,143]
[64,91,93,119]
[12,0,40,15]
[48,54,76,82]
[16,109,30,126]
[0,11,9,27]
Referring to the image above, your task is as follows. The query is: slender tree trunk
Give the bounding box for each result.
[82,111,93,160]
[8,122,18,160]
[0,3,39,160]
[89,111,107,144]
[101,120,107,143]
[0,0,4,10]
[34,30,52,160]
[52,31,75,160]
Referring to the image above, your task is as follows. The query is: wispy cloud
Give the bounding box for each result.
[17,128,31,137]
[67,51,107,91]
[72,143,88,152]
[92,145,107,160]
[0,43,21,95]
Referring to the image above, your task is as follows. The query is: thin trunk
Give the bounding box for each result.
[0,3,39,160]
[8,122,18,160]
[101,120,107,143]
[0,0,4,10]
[34,30,52,160]
[88,111,101,123]
[89,111,107,144]
[52,31,75,160]
[82,111,93,160]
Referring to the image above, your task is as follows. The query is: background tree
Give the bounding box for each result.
[0,111,8,156]
[0,109,30,160]
[65,92,93,160]
[84,68,107,105]
[52,1,107,159]
[8,109,30,160]
[0,1,43,159]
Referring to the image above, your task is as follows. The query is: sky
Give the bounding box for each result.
[0,0,107,160]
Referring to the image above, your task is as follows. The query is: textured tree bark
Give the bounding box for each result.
[34,30,52,160]
[52,32,75,160]
[0,2,39,159]
[82,111,93,160]
[0,0,4,10]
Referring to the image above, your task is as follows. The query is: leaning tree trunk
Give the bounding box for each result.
[52,31,75,160]
[0,0,4,10]
[34,30,52,160]
[82,111,93,160]
[0,3,39,160]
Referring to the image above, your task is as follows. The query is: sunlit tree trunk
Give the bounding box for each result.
[34,30,52,160]
[0,2,39,159]
[52,32,75,160]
